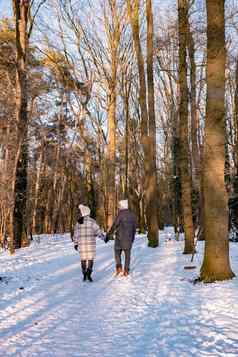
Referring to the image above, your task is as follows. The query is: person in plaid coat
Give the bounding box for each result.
[73,204,105,282]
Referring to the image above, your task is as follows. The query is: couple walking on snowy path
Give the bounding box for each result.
[73,200,137,282]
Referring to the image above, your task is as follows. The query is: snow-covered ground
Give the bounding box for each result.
[0,228,238,357]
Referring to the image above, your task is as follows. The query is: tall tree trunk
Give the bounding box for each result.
[188,20,200,190]
[127,0,158,247]
[0,121,11,247]
[50,143,61,233]
[228,57,238,237]
[53,175,67,233]
[11,0,30,251]
[43,177,51,233]
[106,0,120,229]
[124,89,130,197]
[187,18,201,230]
[32,139,45,234]
[121,63,133,198]
[178,0,194,254]
[50,95,65,233]
[84,149,97,218]
[68,172,75,240]
[146,0,159,247]
[96,132,107,229]
[172,134,182,238]
[200,0,235,282]
[233,57,238,190]
[107,87,117,228]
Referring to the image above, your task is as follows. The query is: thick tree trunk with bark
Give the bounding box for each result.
[49,141,61,233]
[172,134,182,238]
[146,0,159,247]
[122,79,131,197]
[178,0,194,254]
[187,18,201,231]
[188,21,200,190]
[233,57,238,192]
[228,57,238,236]
[106,0,120,229]
[107,88,117,228]
[200,0,235,282]
[11,0,30,250]
[32,139,45,234]
[127,0,158,247]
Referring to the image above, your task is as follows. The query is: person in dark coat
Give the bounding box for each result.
[105,200,137,276]
[73,204,105,282]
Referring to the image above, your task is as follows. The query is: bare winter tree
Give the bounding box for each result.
[177,0,194,254]
[127,0,159,247]
[200,0,235,282]
[7,0,47,253]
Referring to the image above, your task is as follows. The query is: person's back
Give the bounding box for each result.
[114,209,137,250]
[73,204,105,282]
[106,200,137,276]
[75,216,100,245]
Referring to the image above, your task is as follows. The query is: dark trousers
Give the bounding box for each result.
[81,260,93,274]
[114,249,131,272]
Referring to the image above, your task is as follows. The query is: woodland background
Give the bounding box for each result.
[0,0,237,282]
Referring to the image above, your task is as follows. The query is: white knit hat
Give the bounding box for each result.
[78,204,91,217]
[119,200,128,210]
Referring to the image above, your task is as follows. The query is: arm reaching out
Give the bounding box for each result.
[73,223,79,250]
[92,220,105,241]
[107,213,121,235]
[105,213,121,243]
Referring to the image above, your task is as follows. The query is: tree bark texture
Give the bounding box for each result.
[127,0,159,247]
[200,0,235,282]
[11,0,30,250]
[178,0,194,254]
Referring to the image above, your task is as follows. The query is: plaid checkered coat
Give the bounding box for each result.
[73,217,104,260]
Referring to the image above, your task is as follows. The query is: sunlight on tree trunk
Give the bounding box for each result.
[200,0,235,282]
[178,0,194,254]
[127,0,159,247]
[105,0,120,229]
[10,0,30,251]
[146,0,159,247]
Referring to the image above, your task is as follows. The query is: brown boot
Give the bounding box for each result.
[115,266,122,275]
[123,270,129,277]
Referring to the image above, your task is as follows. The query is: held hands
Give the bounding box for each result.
[104,235,110,243]
[104,233,113,243]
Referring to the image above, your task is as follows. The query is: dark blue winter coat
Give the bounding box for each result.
[108,209,137,250]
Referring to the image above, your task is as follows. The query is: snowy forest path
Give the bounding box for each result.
[0,232,238,356]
